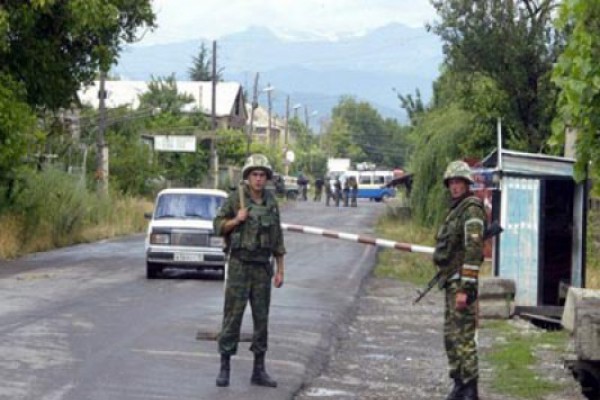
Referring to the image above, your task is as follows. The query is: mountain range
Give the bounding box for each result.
[113,23,443,125]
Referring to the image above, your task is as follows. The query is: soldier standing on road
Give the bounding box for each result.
[334,178,342,207]
[213,154,286,388]
[313,177,324,202]
[342,178,350,207]
[433,160,485,400]
[348,176,358,207]
[324,178,333,206]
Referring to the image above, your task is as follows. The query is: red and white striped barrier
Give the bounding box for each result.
[281,223,434,255]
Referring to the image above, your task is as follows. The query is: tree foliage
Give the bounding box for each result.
[138,75,195,115]
[0,73,38,190]
[322,96,408,168]
[408,105,475,226]
[0,0,155,111]
[552,0,600,183]
[428,0,563,152]
[188,43,222,81]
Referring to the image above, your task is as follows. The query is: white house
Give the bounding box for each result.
[78,80,248,130]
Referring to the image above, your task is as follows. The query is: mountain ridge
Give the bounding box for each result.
[113,23,443,123]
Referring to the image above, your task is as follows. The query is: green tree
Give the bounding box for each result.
[552,0,600,183]
[428,0,563,152]
[0,73,38,194]
[216,128,247,167]
[331,97,390,164]
[139,75,195,115]
[321,116,366,161]
[0,0,155,111]
[408,105,475,226]
[188,43,222,81]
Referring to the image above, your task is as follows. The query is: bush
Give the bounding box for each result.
[9,168,90,248]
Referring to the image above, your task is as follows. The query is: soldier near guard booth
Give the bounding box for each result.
[348,176,358,207]
[433,160,486,400]
[213,154,286,388]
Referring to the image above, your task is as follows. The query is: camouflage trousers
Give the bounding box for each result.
[218,257,272,355]
[444,281,478,383]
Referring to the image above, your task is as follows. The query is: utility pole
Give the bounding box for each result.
[211,40,218,189]
[96,70,108,195]
[266,83,273,146]
[304,105,309,129]
[246,72,259,157]
[285,95,290,176]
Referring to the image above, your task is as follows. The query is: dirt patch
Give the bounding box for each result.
[295,277,586,400]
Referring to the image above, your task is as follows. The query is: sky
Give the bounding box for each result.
[137,0,438,45]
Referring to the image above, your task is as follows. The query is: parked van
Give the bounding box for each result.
[339,170,396,202]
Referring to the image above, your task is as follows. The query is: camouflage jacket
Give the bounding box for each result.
[433,195,485,291]
[213,186,286,263]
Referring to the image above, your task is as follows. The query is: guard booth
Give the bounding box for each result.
[479,149,588,311]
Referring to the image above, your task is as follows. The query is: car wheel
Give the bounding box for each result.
[146,262,162,279]
[287,191,298,200]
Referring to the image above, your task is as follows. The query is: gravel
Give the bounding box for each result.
[295,276,587,400]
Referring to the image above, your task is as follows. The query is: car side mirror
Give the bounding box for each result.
[144,212,153,219]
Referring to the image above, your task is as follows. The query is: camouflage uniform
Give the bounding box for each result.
[334,179,342,207]
[325,179,333,206]
[213,186,285,356]
[433,160,485,399]
[349,176,358,207]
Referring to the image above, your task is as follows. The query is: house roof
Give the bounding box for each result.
[78,80,244,118]
[481,149,575,178]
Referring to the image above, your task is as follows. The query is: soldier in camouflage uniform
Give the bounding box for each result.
[213,154,286,388]
[433,160,485,400]
[348,176,358,207]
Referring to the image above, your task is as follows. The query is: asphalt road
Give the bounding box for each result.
[0,199,384,400]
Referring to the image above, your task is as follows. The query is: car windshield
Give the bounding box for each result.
[154,193,225,219]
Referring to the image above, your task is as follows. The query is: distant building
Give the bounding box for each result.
[77,80,248,130]
[246,104,287,146]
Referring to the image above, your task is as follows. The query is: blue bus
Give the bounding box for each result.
[339,170,396,202]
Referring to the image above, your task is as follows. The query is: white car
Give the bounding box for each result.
[144,188,228,278]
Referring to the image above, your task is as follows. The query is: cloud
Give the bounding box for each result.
[140,0,436,45]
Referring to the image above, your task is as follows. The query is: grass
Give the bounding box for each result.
[373,202,437,285]
[480,320,569,399]
[0,197,153,259]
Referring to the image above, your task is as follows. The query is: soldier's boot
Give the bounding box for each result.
[250,352,277,387]
[460,379,478,400]
[215,354,230,387]
[444,378,464,400]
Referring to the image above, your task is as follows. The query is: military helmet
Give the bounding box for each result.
[242,153,273,180]
[443,160,473,186]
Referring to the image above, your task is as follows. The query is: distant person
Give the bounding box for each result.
[213,154,285,388]
[342,178,350,207]
[349,176,358,207]
[314,177,324,202]
[334,178,342,207]
[433,160,485,400]
[325,178,333,206]
[298,174,308,201]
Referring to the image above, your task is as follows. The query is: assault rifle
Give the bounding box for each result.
[413,221,504,304]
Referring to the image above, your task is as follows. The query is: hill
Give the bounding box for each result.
[113,23,443,124]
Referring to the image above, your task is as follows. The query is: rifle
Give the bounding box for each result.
[224,181,246,284]
[413,221,503,304]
